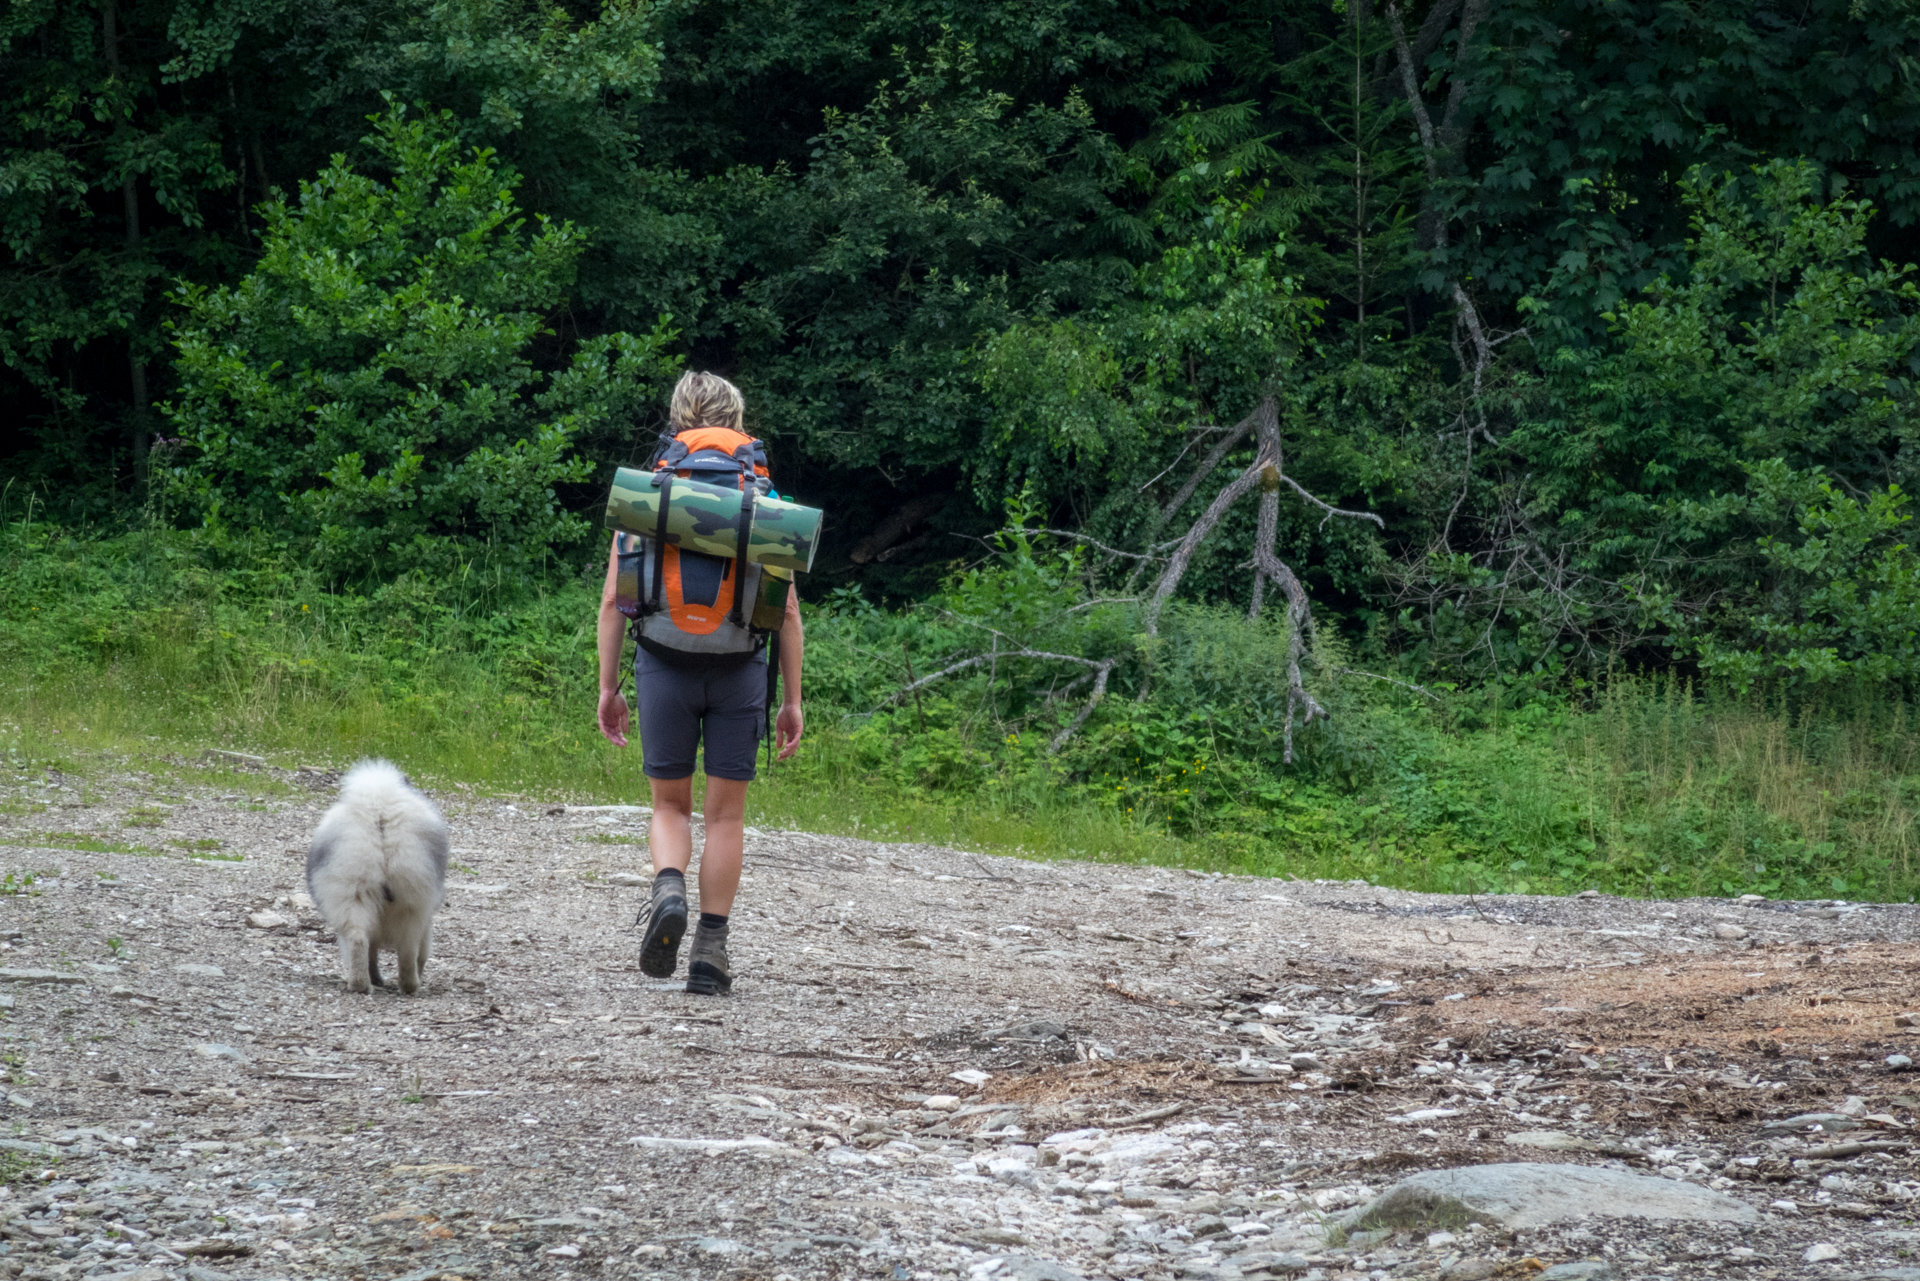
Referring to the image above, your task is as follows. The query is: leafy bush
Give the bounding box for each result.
[163,103,676,585]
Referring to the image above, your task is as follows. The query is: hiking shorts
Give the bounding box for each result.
[633,648,767,781]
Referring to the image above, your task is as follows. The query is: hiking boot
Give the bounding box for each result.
[638,874,688,978]
[685,919,732,996]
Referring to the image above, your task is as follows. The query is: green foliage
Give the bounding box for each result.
[1673,464,1920,687]
[164,105,677,583]
[6,515,1917,903]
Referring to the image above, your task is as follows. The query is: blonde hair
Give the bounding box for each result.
[669,371,744,434]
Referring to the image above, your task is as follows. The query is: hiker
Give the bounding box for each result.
[595,371,805,995]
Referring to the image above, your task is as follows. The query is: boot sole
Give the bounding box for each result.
[686,960,732,996]
[639,899,688,978]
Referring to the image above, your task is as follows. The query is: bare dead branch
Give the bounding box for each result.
[1014,529,1166,563]
[1278,471,1388,529]
[1249,484,1279,620]
[1049,659,1117,753]
[1328,665,1441,701]
[890,648,1109,702]
[1150,411,1254,529]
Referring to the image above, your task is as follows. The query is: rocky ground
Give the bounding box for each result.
[1,754,1919,1281]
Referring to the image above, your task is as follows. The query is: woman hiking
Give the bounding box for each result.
[595,371,805,995]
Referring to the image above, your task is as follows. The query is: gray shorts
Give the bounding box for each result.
[633,649,767,781]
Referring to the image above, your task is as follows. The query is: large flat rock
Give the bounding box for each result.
[1343,1163,1758,1232]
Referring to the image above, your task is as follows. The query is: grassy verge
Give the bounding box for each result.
[2,519,1915,901]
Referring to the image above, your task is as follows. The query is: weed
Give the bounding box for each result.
[21,832,157,856]
[578,833,642,845]
[123,806,169,828]
[0,872,42,896]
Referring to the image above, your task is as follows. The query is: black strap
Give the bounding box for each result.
[648,473,673,613]
[763,630,781,773]
[728,487,755,629]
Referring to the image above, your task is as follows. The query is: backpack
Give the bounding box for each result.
[612,425,791,669]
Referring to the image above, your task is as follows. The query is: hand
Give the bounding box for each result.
[598,688,630,746]
[775,700,803,760]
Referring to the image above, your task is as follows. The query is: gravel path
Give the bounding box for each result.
[1,756,1918,1281]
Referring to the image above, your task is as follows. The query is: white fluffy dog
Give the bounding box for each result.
[306,760,448,994]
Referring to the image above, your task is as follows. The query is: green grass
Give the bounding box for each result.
[2,518,1916,901]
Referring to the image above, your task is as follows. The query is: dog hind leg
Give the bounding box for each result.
[395,921,422,995]
[340,933,371,995]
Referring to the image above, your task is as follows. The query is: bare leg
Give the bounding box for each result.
[697,776,749,917]
[647,776,694,875]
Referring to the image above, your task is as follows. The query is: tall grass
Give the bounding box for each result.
[2,515,1914,900]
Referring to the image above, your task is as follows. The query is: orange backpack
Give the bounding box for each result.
[614,426,780,668]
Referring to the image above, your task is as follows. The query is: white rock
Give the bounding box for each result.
[246,911,290,929]
[547,1243,582,1258]
[1712,923,1748,940]
[1804,1243,1841,1263]
[924,1094,961,1111]
[174,963,225,978]
[606,873,647,887]
[1345,1163,1758,1230]
[1428,1231,1458,1248]
[951,1069,992,1087]
[192,1043,248,1062]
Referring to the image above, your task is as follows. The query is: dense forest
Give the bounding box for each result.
[4,1,1920,900]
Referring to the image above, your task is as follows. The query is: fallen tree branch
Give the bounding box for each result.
[1277,470,1387,530]
[1327,665,1441,701]
[1014,529,1166,563]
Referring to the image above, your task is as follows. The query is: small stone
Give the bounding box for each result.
[546,1244,582,1258]
[694,1237,745,1255]
[634,1243,668,1257]
[1504,1131,1593,1152]
[192,1043,248,1062]
[1576,889,1600,899]
[901,937,936,949]
[1288,1052,1323,1071]
[1440,1260,1499,1281]
[1805,1242,1842,1263]
[924,1094,961,1111]
[0,968,86,985]
[984,1253,1086,1280]
[246,911,290,929]
[1770,1199,1799,1213]
[606,873,646,887]
[1738,893,1767,903]
[1426,1231,1458,1248]
[109,985,137,999]
[951,1069,992,1087]
[1713,923,1748,940]
[290,890,315,910]
[1539,1264,1617,1280]
[174,963,225,978]
[1889,1055,1914,1071]
[1895,1013,1920,1027]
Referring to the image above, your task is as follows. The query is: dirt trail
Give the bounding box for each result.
[1,760,1919,1281]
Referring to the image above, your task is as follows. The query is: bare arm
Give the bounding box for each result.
[775,582,804,760]
[596,536,630,746]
